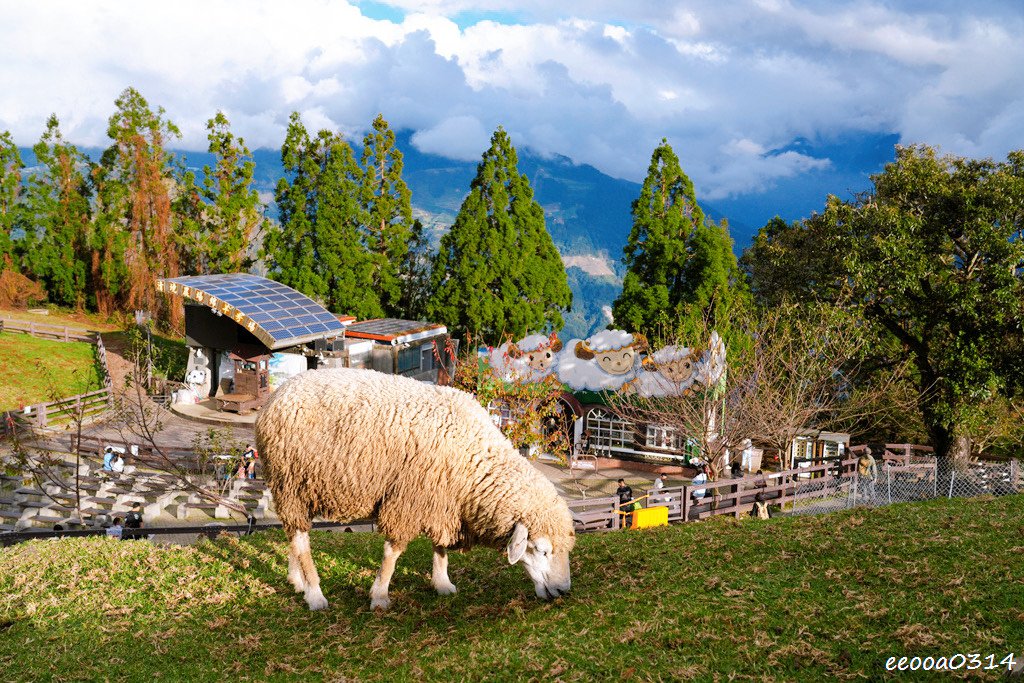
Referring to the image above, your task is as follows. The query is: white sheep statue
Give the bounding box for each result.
[255,368,576,611]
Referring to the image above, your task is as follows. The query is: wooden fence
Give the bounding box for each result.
[0,318,95,343]
[1,318,114,429]
[567,457,863,531]
[4,388,112,430]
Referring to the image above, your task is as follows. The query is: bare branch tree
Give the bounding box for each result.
[613,304,916,477]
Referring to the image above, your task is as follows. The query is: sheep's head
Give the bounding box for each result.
[506,521,573,600]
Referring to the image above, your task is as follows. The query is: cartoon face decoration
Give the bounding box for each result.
[509,337,563,373]
[574,332,648,376]
[595,346,636,375]
[647,352,698,384]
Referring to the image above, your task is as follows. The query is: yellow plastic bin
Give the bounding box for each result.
[631,505,669,529]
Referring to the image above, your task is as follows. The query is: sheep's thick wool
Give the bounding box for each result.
[255,368,574,551]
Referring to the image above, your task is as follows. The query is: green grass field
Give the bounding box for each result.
[0,332,104,410]
[1,496,1021,681]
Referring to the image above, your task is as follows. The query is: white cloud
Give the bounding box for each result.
[0,0,1020,199]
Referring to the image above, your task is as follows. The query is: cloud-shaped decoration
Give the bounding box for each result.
[555,330,647,391]
[489,333,563,381]
[696,331,727,387]
[627,345,700,397]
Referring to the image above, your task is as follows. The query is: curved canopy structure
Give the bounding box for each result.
[156,274,346,350]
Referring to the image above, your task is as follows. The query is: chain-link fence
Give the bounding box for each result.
[787,457,1019,517]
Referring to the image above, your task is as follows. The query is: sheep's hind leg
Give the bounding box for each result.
[432,546,457,596]
[293,530,328,610]
[369,540,406,610]
[286,530,306,593]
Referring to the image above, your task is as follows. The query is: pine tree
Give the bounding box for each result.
[359,114,412,316]
[611,140,703,338]
[429,127,571,345]
[197,111,266,274]
[23,115,93,307]
[93,87,182,324]
[0,131,24,269]
[263,113,380,317]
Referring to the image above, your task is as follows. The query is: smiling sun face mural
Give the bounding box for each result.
[491,329,726,398]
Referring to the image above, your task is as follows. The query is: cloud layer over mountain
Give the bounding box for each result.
[1,0,1020,200]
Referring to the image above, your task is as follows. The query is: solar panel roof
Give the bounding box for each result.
[156,274,346,350]
[345,318,447,344]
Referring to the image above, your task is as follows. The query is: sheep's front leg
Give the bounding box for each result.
[370,540,406,610]
[432,545,457,596]
[292,530,328,611]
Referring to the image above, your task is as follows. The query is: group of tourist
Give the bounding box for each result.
[103,502,145,539]
[102,446,125,473]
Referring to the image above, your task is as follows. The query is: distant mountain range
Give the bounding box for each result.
[18,130,895,339]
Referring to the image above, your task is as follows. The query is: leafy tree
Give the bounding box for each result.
[745,145,1024,465]
[359,114,412,316]
[0,131,24,269]
[196,112,266,274]
[93,87,182,324]
[429,128,571,345]
[263,113,380,317]
[741,215,845,308]
[22,115,93,307]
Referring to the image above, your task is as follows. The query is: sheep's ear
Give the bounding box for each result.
[506,522,529,564]
[550,338,563,353]
[507,343,522,359]
[575,341,594,360]
[632,333,649,353]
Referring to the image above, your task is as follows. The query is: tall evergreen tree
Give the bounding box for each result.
[93,87,182,324]
[429,127,571,345]
[263,113,380,317]
[359,114,412,316]
[0,131,24,269]
[612,139,748,341]
[196,111,266,274]
[23,115,93,307]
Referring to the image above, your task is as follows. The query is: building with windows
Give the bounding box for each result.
[156,274,456,413]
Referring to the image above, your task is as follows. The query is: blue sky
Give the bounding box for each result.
[1,0,1021,218]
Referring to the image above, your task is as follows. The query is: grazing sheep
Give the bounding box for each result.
[255,368,575,611]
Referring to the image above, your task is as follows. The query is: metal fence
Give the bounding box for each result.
[787,457,1018,517]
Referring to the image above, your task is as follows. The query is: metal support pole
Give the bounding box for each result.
[947,469,955,498]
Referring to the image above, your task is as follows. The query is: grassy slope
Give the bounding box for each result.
[0,332,103,410]
[0,307,120,332]
[1,496,1022,682]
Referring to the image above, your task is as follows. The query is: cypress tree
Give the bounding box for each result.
[197,111,267,274]
[23,115,93,307]
[611,139,703,338]
[678,219,750,337]
[359,114,412,317]
[263,113,380,317]
[93,87,182,324]
[429,127,571,345]
[0,131,24,270]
